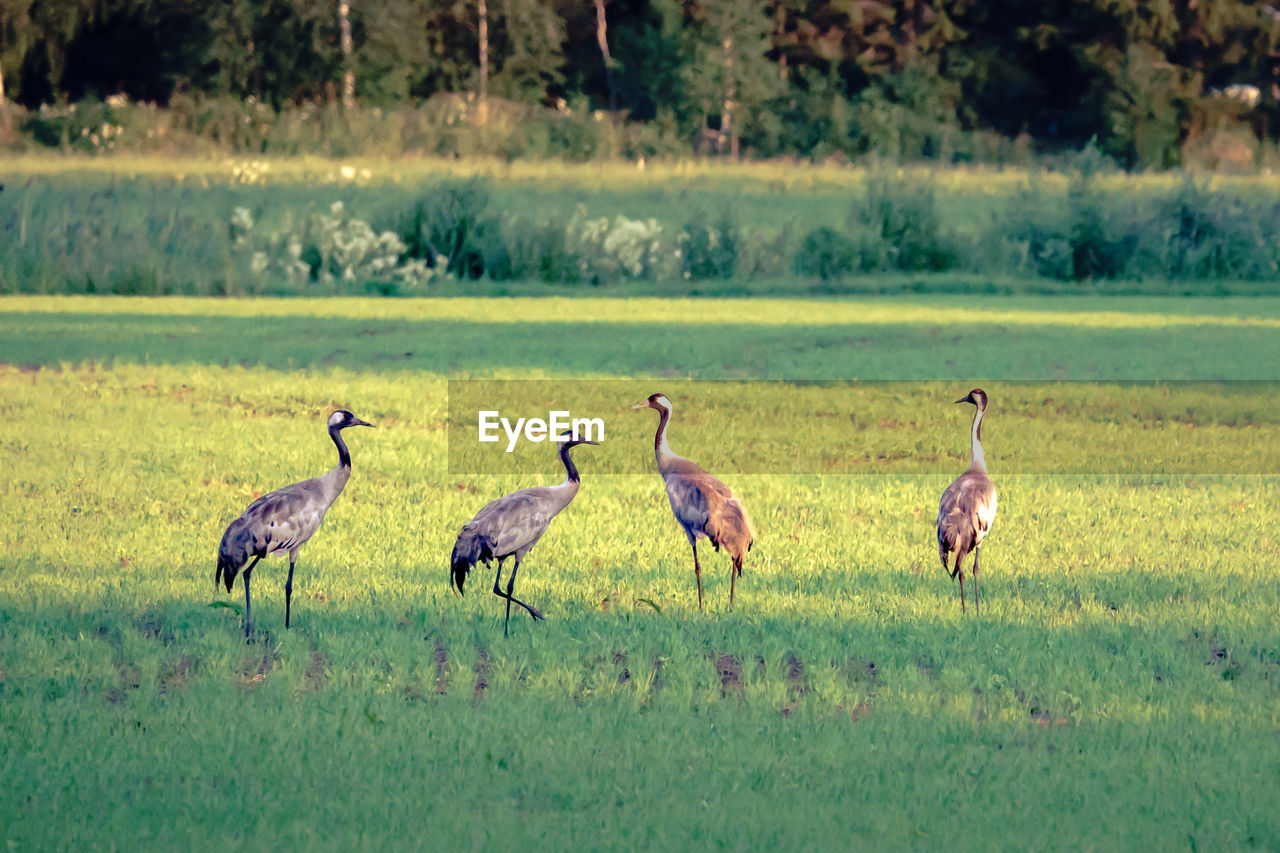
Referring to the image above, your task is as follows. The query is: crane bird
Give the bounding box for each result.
[216,409,373,637]
[450,432,599,636]
[937,388,997,616]
[632,393,754,609]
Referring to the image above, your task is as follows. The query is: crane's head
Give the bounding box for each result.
[327,409,375,430]
[556,431,600,448]
[955,389,988,411]
[630,393,672,413]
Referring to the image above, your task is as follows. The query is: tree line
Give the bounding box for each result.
[3,0,1280,166]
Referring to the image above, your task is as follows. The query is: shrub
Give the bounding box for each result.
[737,226,793,279]
[1000,148,1138,281]
[1064,151,1136,280]
[233,203,439,292]
[566,214,674,284]
[850,173,956,272]
[794,227,858,280]
[999,182,1075,280]
[400,179,500,278]
[487,214,578,282]
[679,215,738,280]
[1137,179,1280,280]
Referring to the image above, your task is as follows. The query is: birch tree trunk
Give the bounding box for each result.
[593,0,616,112]
[338,0,355,111]
[722,36,737,157]
[478,0,489,124]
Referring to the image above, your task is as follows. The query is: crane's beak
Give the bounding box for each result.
[955,394,972,405]
[580,439,602,446]
[352,416,375,427]
[630,400,648,410]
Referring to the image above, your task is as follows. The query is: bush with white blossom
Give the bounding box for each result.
[231,203,441,289]
[566,214,676,282]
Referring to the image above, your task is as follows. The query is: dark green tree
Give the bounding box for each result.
[682,0,780,155]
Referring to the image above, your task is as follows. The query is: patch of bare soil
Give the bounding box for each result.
[433,641,451,694]
[107,660,142,705]
[303,651,328,693]
[158,656,195,695]
[1015,689,1070,726]
[139,616,175,645]
[238,647,280,690]
[786,654,808,695]
[716,654,743,698]
[613,652,631,685]
[473,647,490,700]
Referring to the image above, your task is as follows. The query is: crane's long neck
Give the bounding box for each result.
[552,442,582,508]
[653,405,676,469]
[319,425,354,503]
[970,406,987,472]
[330,424,352,469]
[559,441,581,485]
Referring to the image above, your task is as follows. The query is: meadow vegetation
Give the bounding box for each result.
[5,156,1280,298]
[2,295,1278,848]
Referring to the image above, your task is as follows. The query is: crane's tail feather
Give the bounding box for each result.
[937,514,976,575]
[708,497,754,577]
[450,526,495,594]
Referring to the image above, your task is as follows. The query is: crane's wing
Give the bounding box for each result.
[242,477,331,555]
[664,473,711,533]
[664,465,746,533]
[466,487,559,559]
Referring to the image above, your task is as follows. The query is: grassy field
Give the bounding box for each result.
[2,294,1279,849]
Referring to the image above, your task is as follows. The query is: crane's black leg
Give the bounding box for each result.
[504,590,512,637]
[242,557,260,639]
[690,539,704,611]
[491,559,507,627]
[505,560,543,628]
[503,562,516,638]
[972,548,980,617]
[958,570,966,616]
[285,554,297,629]
[729,559,737,607]
[492,559,543,635]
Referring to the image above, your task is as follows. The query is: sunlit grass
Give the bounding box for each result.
[7,152,1280,198]
[1,297,1279,848]
[9,293,1280,329]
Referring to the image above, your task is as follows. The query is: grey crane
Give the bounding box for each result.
[632,393,754,609]
[450,433,599,636]
[937,388,998,616]
[216,409,373,637]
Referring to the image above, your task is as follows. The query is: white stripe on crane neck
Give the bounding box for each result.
[970,406,987,472]
[654,403,678,468]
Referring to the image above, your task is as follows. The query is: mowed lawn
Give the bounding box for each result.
[2,294,1279,849]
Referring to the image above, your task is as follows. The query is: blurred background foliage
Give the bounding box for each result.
[3,0,1280,169]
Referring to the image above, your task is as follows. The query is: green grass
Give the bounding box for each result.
[2,295,1279,849]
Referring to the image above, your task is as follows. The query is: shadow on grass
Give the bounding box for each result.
[2,310,1277,379]
[6,559,1277,696]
